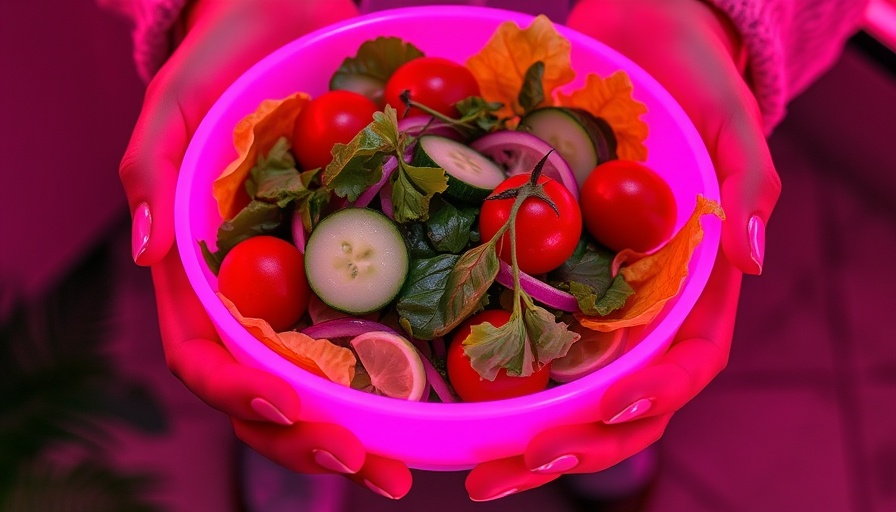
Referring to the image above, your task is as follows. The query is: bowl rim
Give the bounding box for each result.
[175,5,721,419]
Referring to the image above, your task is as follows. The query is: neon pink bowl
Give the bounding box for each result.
[176,6,721,471]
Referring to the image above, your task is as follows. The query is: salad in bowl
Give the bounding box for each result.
[175,6,722,470]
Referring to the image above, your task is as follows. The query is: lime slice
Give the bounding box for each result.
[550,325,628,383]
[350,331,427,401]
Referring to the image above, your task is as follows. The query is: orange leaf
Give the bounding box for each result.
[217,293,356,386]
[213,92,311,220]
[466,14,575,120]
[556,71,649,161]
[576,196,724,331]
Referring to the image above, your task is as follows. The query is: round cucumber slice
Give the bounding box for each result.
[412,135,506,202]
[518,107,617,187]
[304,208,409,314]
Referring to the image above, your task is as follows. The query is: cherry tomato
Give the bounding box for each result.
[384,56,480,119]
[292,90,379,171]
[217,236,310,332]
[580,160,677,252]
[447,309,551,402]
[479,174,582,275]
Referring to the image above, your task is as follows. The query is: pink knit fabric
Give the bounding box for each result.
[704,0,869,131]
[96,0,188,82]
[101,0,869,131]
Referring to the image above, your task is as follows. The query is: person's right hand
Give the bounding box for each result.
[119,0,412,499]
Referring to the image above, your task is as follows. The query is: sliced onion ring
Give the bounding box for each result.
[495,261,580,312]
[301,318,398,339]
[290,208,307,253]
[355,155,398,208]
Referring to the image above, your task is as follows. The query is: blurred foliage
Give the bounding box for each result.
[0,244,167,511]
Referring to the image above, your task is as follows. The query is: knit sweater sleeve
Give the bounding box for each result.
[704,0,869,131]
[96,0,190,82]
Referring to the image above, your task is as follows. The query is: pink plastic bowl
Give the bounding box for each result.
[176,6,721,471]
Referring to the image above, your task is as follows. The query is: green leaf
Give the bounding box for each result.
[398,222,438,259]
[328,37,425,98]
[395,254,460,340]
[323,108,399,201]
[570,274,634,316]
[518,61,546,114]
[390,160,449,223]
[200,201,284,274]
[521,305,579,369]
[433,242,500,337]
[454,96,505,134]
[426,202,478,253]
[464,313,530,380]
[551,239,616,296]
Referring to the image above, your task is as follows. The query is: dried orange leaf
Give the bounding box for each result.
[217,293,356,386]
[556,71,649,161]
[466,14,575,120]
[213,92,311,220]
[577,196,724,331]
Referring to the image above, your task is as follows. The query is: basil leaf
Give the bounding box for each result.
[433,242,499,337]
[328,37,424,100]
[399,222,438,259]
[427,202,478,254]
[518,61,546,114]
[323,109,399,201]
[570,274,634,316]
[551,239,616,296]
[396,254,460,340]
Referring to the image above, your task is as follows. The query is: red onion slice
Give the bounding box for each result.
[398,115,465,141]
[355,155,398,208]
[301,318,399,339]
[290,208,307,253]
[495,261,580,312]
[420,354,457,403]
[471,130,579,200]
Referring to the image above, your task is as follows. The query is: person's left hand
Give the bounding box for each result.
[465,0,779,500]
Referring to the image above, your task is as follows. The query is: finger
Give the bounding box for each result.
[523,414,672,475]
[598,252,742,423]
[346,453,413,500]
[232,419,365,475]
[466,456,560,502]
[151,249,302,424]
[120,93,186,266]
[711,99,782,275]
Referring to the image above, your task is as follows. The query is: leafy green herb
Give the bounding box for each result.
[433,242,501,337]
[517,61,546,114]
[200,199,285,274]
[326,106,448,222]
[426,201,478,253]
[454,96,505,134]
[396,254,461,340]
[550,239,634,316]
[328,36,425,100]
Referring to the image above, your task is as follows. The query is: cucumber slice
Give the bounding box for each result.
[412,135,506,202]
[304,208,409,314]
[518,107,618,187]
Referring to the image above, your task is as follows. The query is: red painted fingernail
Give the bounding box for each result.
[131,202,151,264]
[607,398,653,424]
[364,479,399,499]
[533,453,579,474]
[748,215,765,275]
[471,487,520,502]
[249,397,293,426]
[312,449,354,474]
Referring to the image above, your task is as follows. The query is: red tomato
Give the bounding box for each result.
[292,90,379,171]
[384,57,480,118]
[580,160,677,252]
[217,236,310,332]
[479,174,582,275]
[447,309,551,402]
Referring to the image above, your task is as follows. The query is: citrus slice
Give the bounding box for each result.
[350,331,427,401]
[550,325,628,382]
